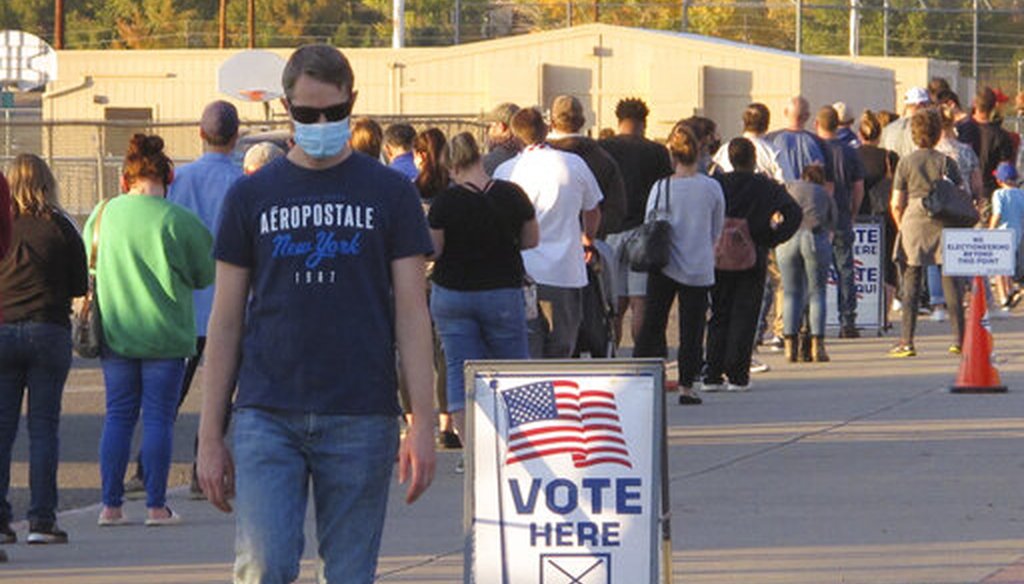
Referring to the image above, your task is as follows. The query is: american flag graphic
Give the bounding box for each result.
[500,380,632,468]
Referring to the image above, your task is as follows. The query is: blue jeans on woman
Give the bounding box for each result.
[430,284,529,412]
[0,322,73,525]
[99,349,184,510]
[233,408,398,584]
[776,229,833,336]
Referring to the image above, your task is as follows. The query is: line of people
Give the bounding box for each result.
[2,42,1024,582]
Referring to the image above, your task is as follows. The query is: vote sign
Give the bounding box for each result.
[465,360,666,584]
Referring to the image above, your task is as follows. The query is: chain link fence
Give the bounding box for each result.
[0,115,487,224]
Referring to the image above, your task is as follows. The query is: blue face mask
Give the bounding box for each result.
[293,118,351,159]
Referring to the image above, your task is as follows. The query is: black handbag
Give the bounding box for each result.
[71,199,110,359]
[626,178,672,272]
[922,177,979,228]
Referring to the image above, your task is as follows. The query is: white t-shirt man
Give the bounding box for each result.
[495,145,603,288]
[712,133,791,182]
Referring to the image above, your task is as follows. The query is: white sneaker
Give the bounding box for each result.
[930,307,947,322]
[726,382,751,392]
[701,380,726,392]
[892,299,903,312]
[454,456,465,474]
[989,308,1010,320]
[749,359,770,374]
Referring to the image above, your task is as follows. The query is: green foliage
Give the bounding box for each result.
[0,0,1022,84]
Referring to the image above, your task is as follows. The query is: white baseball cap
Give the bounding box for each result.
[904,87,930,105]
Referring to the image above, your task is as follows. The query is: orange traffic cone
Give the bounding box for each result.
[951,276,1008,394]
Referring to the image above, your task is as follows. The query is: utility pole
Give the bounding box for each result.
[54,0,65,49]
[594,0,600,22]
[393,0,405,48]
[883,0,889,57]
[454,0,461,45]
[795,0,803,53]
[219,0,227,49]
[849,0,860,56]
[247,0,255,49]
[681,0,691,32]
[972,0,979,80]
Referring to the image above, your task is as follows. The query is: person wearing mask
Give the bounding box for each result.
[88,134,214,526]
[0,155,88,546]
[548,94,627,237]
[704,138,802,392]
[777,166,837,362]
[428,131,538,444]
[889,109,966,358]
[123,101,242,500]
[633,123,724,405]
[495,107,603,358]
[599,98,673,348]
[481,102,521,176]
[197,45,436,582]
[815,105,865,339]
[383,123,419,181]
[882,87,931,158]
[242,142,285,175]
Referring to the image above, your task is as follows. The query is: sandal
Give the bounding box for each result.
[145,508,182,527]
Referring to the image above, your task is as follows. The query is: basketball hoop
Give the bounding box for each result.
[239,89,267,102]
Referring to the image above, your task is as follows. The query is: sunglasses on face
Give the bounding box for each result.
[288,100,353,124]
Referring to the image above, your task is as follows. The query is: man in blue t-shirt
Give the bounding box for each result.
[196,45,436,584]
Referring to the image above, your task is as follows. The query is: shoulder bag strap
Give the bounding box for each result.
[89,199,111,272]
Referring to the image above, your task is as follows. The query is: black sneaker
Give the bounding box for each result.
[438,430,462,450]
[0,522,15,544]
[27,521,68,545]
[838,324,860,339]
[0,548,6,562]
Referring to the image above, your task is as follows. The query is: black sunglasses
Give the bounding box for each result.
[288,100,353,124]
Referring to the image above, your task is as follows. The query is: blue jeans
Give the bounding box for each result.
[430,284,529,412]
[0,322,73,524]
[233,408,399,584]
[99,350,184,509]
[832,225,857,326]
[777,229,833,336]
[927,265,945,305]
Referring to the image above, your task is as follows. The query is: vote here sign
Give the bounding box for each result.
[942,229,1017,277]
[465,360,666,584]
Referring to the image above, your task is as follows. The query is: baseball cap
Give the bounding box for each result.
[551,95,585,129]
[904,87,930,106]
[995,161,1018,184]
[832,101,854,125]
[200,100,240,142]
[481,102,520,126]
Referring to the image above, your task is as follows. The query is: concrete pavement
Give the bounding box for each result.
[2,314,1024,583]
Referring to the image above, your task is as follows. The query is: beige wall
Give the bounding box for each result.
[44,24,896,144]
[835,56,969,113]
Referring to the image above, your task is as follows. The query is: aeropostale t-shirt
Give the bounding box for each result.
[214,152,433,415]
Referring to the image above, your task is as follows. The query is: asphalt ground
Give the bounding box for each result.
[2,307,1024,583]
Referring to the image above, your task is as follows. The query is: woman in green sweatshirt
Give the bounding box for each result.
[84,134,214,527]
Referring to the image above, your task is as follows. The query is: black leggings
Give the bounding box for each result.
[900,265,964,347]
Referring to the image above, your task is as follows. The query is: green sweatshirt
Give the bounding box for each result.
[84,194,214,358]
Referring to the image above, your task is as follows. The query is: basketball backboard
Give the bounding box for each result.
[0,30,58,91]
[218,50,285,102]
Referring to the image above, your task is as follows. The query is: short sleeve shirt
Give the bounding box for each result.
[893,149,963,200]
[428,180,535,291]
[214,153,433,415]
[992,187,1024,242]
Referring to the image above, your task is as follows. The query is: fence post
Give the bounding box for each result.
[96,125,105,205]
